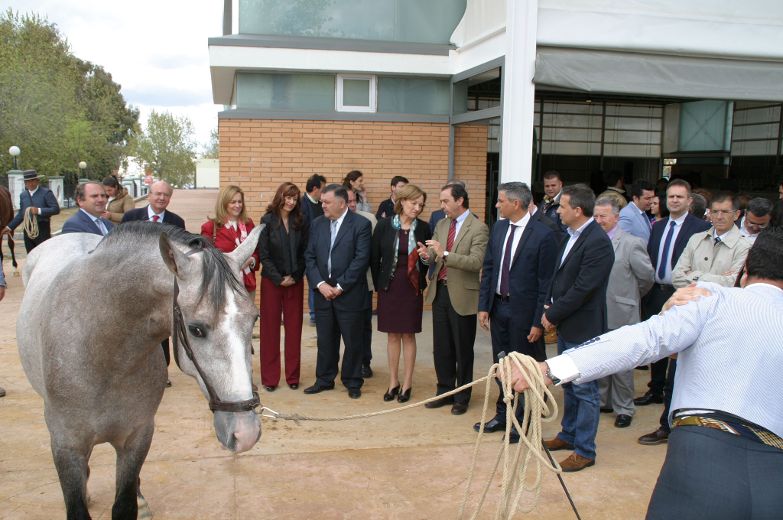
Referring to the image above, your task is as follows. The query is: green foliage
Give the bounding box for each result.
[0,9,139,179]
[132,110,197,188]
[202,127,219,159]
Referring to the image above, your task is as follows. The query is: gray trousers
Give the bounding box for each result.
[647,426,783,519]
[598,370,635,416]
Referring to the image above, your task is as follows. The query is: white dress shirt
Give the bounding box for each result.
[146,206,166,222]
[655,213,688,285]
[560,217,594,266]
[495,212,530,294]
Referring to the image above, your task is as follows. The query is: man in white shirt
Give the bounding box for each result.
[738,197,773,244]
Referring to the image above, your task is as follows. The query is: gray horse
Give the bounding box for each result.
[18,222,263,519]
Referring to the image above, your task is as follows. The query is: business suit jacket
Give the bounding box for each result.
[647,214,711,275]
[545,220,614,343]
[62,209,113,236]
[305,210,372,311]
[531,208,566,242]
[672,225,750,289]
[538,195,564,231]
[424,212,489,316]
[122,206,186,229]
[371,217,431,292]
[606,229,654,330]
[8,187,60,230]
[257,213,308,285]
[618,201,651,243]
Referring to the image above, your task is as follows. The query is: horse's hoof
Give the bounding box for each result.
[137,493,153,519]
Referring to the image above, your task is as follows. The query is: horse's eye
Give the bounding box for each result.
[188,325,206,338]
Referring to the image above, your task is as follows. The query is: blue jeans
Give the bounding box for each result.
[556,337,600,460]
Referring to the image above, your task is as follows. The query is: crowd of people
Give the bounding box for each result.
[2,167,782,496]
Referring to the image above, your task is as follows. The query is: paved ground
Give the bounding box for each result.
[0,189,666,519]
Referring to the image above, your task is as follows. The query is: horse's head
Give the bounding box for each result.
[159,226,264,453]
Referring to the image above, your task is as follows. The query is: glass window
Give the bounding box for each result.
[336,75,376,113]
[378,77,450,115]
[452,68,501,115]
[236,73,335,111]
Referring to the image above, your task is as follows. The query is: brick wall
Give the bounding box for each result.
[219,118,489,311]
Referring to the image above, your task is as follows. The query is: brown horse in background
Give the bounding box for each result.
[0,185,17,271]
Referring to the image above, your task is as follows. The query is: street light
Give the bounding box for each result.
[9,146,20,170]
[79,161,87,177]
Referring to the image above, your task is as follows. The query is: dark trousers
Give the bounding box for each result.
[642,284,675,396]
[658,358,676,433]
[489,298,546,418]
[161,338,170,366]
[432,284,476,405]
[260,277,304,386]
[23,221,51,252]
[362,292,373,367]
[647,426,783,519]
[314,301,365,391]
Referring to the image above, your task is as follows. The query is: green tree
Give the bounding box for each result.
[202,127,219,159]
[132,110,197,187]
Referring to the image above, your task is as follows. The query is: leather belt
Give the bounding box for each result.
[494,294,510,302]
[437,279,448,286]
[653,283,674,291]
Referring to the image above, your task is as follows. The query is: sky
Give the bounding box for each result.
[9,0,224,150]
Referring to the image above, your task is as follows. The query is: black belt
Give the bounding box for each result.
[494,293,510,302]
[653,283,674,291]
[437,279,448,286]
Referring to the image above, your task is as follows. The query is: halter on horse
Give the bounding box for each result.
[18,221,263,519]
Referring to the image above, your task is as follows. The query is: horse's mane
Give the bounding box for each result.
[103,221,244,308]
[0,186,12,229]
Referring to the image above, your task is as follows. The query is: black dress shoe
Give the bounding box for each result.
[165,379,172,388]
[634,392,663,406]
[383,385,400,402]
[424,396,453,409]
[638,427,669,445]
[348,388,361,399]
[474,416,506,433]
[361,365,373,378]
[303,382,335,394]
[451,402,468,415]
[263,385,276,392]
[397,387,411,403]
[288,383,299,390]
[507,428,520,444]
[614,414,632,428]
[600,407,614,414]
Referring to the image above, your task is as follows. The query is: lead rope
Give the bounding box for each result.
[259,352,582,519]
[22,207,39,239]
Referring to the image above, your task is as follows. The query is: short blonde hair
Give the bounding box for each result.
[394,184,427,215]
[214,185,247,223]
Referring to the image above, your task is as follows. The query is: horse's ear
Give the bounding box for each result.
[159,233,190,277]
[226,224,263,268]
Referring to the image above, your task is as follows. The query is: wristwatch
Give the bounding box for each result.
[544,362,561,385]
[443,251,449,262]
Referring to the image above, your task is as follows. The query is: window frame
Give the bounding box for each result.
[335,74,377,113]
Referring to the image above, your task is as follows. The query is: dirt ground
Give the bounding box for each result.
[0,189,666,519]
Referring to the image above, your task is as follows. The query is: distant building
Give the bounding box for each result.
[196,158,220,188]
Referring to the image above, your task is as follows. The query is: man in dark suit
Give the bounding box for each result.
[303,184,372,399]
[635,179,711,409]
[121,180,185,382]
[538,170,565,231]
[475,182,558,440]
[375,175,408,220]
[121,180,186,229]
[301,174,327,325]
[418,183,489,415]
[3,170,60,252]
[62,182,113,236]
[541,183,614,472]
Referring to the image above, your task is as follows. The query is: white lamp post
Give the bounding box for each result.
[79,161,87,176]
[9,145,20,170]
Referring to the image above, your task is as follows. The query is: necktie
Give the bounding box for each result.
[714,236,721,245]
[328,219,338,276]
[152,215,160,222]
[498,224,517,296]
[438,219,457,281]
[657,220,677,281]
[95,218,108,236]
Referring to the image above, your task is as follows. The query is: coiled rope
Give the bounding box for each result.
[259,352,574,519]
[22,207,39,239]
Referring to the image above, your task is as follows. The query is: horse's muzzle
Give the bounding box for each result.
[213,410,261,453]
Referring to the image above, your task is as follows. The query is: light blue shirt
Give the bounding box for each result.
[549,282,783,436]
[560,217,594,266]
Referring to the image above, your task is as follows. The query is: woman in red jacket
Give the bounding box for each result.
[200,185,260,298]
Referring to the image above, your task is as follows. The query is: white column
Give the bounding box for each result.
[500,0,538,184]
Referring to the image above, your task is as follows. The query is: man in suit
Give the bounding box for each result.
[417,183,488,415]
[475,182,557,439]
[541,183,614,472]
[538,170,565,231]
[593,197,654,428]
[347,187,377,379]
[122,180,185,383]
[301,174,327,325]
[121,180,186,229]
[3,170,60,252]
[635,179,711,410]
[619,180,655,243]
[303,184,372,399]
[62,182,113,236]
[375,175,408,220]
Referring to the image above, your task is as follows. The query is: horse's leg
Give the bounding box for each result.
[111,421,154,520]
[50,437,92,520]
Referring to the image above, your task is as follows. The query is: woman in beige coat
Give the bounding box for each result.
[102,175,135,224]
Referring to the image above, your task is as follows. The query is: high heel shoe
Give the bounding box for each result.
[383,385,400,402]
[397,387,412,403]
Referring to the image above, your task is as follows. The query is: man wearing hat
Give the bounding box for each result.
[2,170,60,252]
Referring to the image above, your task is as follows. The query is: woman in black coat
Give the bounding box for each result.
[371,184,431,403]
